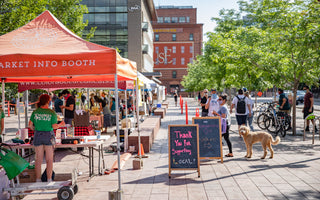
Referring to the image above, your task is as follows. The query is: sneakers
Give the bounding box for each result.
[305,126,318,132]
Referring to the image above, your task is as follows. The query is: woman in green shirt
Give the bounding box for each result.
[29,94,65,182]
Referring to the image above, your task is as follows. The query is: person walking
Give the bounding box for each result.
[217,94,233,157]
[303,86,317,132]
[230,88,251,136]
[205,88,220,117]
[200,89,209,117]
[61,90,75,125]
[29,94,65,182]
[245,91,254,131]
[174,92,178,107]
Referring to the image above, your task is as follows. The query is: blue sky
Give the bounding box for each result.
[153,0,240,41]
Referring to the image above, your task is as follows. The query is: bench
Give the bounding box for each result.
[154,108,166,118]
[128,116,161,153]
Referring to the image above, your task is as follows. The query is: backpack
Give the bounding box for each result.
[236,96,246,114]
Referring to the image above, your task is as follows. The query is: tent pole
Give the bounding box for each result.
[1,79,4,138]
[17,93,21,130]
[87,88,90,109]
[136,80,141,159]
[114,74,122,193]
[24,90,29,128]
[1,79,4,115]
[132,86,136,128]
[124,89,128,152]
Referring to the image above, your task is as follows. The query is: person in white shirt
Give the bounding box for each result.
[245,91,254,131]
[205,88,220,117]
[230,89,251,136]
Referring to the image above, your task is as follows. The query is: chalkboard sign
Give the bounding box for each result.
[168,125,200,178]
[192,117,223,163]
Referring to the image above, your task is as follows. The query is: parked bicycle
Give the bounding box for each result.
[256,102,291,137]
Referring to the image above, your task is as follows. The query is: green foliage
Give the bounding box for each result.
[0,0,95,39]
[182,0,320,92]
[182,0,320,134]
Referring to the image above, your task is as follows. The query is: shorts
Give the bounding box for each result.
[303,107,313,119]
[236,114,247,125]
[33,131,55,146]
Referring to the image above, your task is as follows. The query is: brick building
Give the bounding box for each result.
[152,6,203,96]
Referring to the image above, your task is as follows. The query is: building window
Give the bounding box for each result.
[164,58,167,64]
[189,33,194,41]
[172,71,177,78]
[189,58,193,64]
[164,17,170,23]
[181,46,185,53]
[189,46,193,53]
[172,58,176,65]
[155,34,159,41]
[181,58,185,65]
[155,46,159,53]
[172,46,176,53]
[155,58,159,65]
[171,17,178,23]
[179,17,185,23]
[164,46,167,51]
[157,17,163,23]
[172,34,176,41]
[186,16,190,23]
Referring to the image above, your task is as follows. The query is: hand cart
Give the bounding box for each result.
[1,144,78,200]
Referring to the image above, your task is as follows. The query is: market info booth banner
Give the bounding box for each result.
[18,81,134,92]
[168,124,200,178]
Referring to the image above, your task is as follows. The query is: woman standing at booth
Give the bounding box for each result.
[29,94,65,182]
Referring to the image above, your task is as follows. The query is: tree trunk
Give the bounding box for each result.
[292,81,300,136]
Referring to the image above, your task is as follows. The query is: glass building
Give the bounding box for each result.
[82,0,129,58]
[81,0,157,72]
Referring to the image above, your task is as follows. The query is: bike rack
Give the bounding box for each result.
[303,114,319,144]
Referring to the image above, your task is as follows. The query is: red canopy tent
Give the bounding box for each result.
[0,10,136,81]
[0,10,136,193]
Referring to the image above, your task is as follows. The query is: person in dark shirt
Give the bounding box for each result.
[61,90,75,125]
[54,93,63,113]
[173,93,178,107]
[303,86,317,132]
[200,89,209,116]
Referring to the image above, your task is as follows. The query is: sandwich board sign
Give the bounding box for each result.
[192,117,223,163]
[168,124,200,178]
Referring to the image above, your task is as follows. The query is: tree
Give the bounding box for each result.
[182,0,320,135]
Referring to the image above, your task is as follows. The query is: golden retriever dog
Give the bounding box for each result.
[239,126,280,159]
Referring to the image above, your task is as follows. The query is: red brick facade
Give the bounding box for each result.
[152,6,203,96]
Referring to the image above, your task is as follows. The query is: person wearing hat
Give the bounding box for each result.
[205,88,220,117]
[230,89,251,136]
[200,89,209,116]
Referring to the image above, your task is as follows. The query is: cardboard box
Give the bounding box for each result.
[19,168,36,183]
